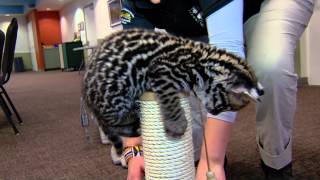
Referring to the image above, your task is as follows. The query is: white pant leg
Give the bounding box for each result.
[190,0,245,161]
[206,0,245,123]
[245,0,315,169]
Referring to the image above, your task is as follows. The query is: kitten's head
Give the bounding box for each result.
[202,64,264,115]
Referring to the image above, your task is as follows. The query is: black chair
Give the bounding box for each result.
[0,29,12,116]
[0,18,22,135]
[0,29,4,58]
[0,29,16,131]
[0,30,8,113]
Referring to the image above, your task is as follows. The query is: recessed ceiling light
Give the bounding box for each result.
[46,8,51,11]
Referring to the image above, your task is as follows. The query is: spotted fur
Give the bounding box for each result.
[83,29,263,156]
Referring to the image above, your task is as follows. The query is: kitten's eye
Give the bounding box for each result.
[243,89,259,102]
[230,85,248,94]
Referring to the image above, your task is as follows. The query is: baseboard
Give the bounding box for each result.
[298,77,308,87]
[45,68,61,71]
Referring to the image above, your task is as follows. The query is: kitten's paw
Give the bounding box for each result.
[110,145,123,166]
[164,116,187,138]
[98,126,111,144]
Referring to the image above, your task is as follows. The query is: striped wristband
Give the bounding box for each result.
[123,145,143,164]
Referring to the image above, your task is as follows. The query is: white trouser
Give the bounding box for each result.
[190,0,245,161]
[206,0,244,123]
[245,0,315,169]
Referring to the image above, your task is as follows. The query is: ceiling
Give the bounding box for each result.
[36,0,75,11]
[0,0,75,15]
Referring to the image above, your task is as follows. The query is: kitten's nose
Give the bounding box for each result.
[257,82,264,96]
[257,89,264,96]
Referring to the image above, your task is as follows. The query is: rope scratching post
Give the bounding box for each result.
[140,92,195,180]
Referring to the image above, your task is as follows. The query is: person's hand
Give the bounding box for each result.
[150,0,161,4]
[127,156,145,180]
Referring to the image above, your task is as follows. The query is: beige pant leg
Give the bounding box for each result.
[244,0,315,169]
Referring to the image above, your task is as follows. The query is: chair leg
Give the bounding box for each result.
[0,94,12,116]
[78,58,84,75]
[0,86,23,124]
[0,96,19,135]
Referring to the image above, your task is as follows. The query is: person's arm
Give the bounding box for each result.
[196,118,233,180]
[123,137,145,180]
[120,1,155,179]
[150,0,160,4]
[196,0,245,180]
[121,0,155,30]
[198,0,233,18]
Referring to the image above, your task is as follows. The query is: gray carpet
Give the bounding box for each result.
[0,71,319,180]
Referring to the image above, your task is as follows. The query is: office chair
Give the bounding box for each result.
[0,18,22,135]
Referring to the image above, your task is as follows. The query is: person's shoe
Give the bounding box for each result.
[261,160,293,180]
[194,160,199,167]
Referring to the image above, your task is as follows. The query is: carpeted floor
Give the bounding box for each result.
[0,71,319,180]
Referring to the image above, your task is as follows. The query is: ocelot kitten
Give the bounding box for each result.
[83,29,264,157]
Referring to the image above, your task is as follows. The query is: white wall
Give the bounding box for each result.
[0,16,30,53]
[60,0,88,42]
[83,3,97,46]
[27,21,38,71]
[300,4,320,85]
[60,0,122,43]
[299,31,309,78]
[307,4,320,85]
[94,0,122,40]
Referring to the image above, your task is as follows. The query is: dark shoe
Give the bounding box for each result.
[261,160,293,180]
[224,156,228,169]
[194,160,199,167]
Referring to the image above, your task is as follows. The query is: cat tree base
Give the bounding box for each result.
[140,92,195,180]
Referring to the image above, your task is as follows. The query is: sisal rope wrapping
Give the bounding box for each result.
[140,92,195,180]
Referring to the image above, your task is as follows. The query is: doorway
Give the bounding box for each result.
[83,2,97,48]
[27,21,38,71]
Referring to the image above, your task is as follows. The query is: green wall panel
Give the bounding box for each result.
[43,47,61,70]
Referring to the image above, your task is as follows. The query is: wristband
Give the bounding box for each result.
[123,145,143,164]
